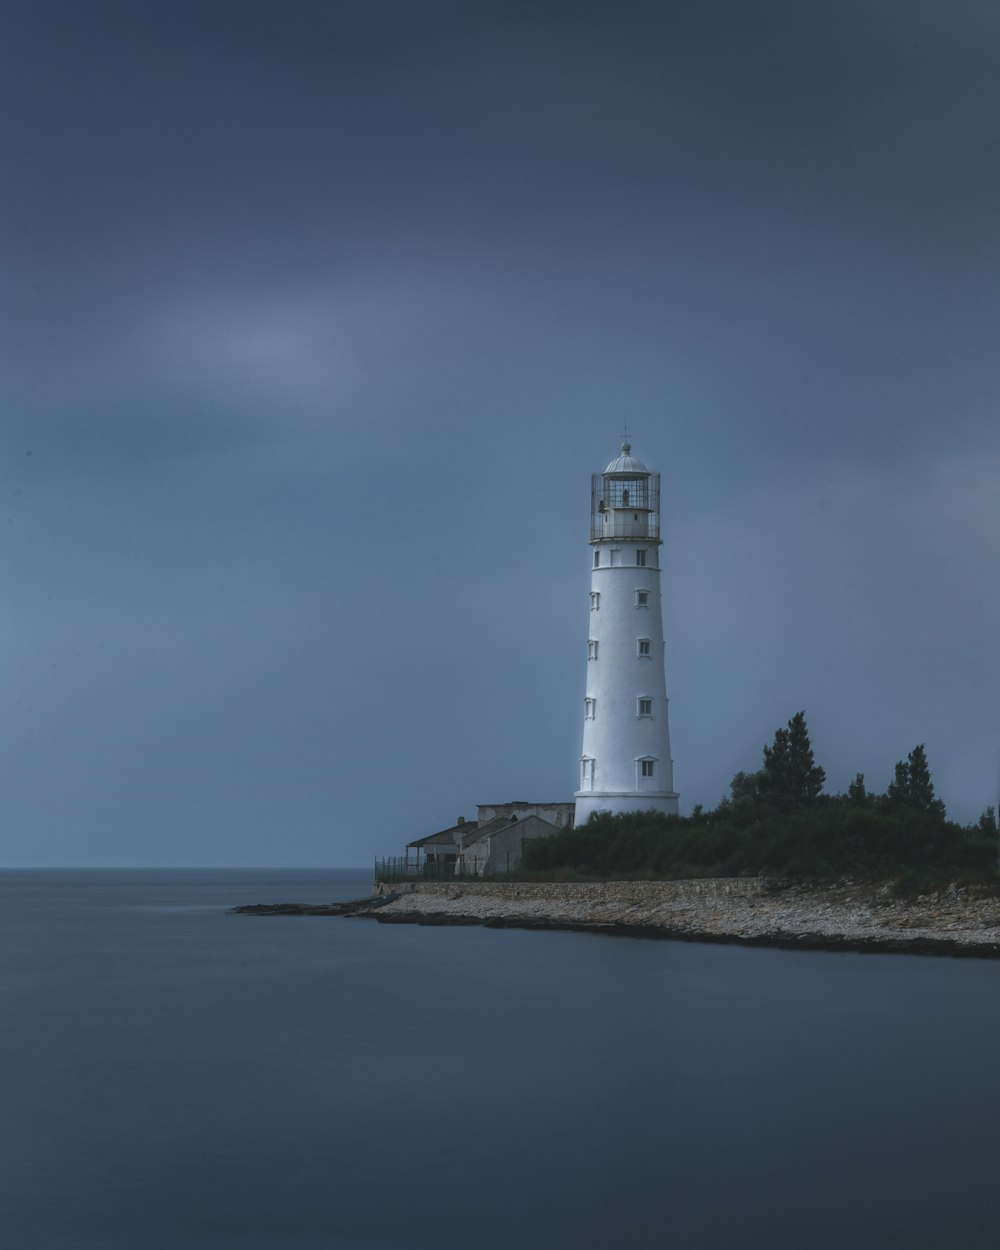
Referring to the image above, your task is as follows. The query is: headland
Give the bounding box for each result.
[234,877,1000,958]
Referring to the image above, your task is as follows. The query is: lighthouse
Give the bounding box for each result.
[574,439,680,824]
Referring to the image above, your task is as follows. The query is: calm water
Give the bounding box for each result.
[2,869,999,1249]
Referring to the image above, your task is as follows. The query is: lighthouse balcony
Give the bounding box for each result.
[590,514,661,541]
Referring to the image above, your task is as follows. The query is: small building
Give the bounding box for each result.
[396,803,572,878]
[455,813,560,877]
[405,817,473,870]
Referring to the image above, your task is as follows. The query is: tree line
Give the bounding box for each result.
[523,712,999,889]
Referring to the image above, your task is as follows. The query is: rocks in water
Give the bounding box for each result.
[232,893,399,917]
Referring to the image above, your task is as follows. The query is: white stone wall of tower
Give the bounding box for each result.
[574,447,680,824]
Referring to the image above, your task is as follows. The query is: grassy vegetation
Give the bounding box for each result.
[522,715,999,892]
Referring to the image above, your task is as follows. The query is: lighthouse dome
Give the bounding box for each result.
[604,440,649,476]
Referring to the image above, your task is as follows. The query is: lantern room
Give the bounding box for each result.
[590,441,661,542]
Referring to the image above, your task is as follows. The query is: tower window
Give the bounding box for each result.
[594,550,600,568]
[584,697,596,719]
[636,549,647,567]
[637,638,651,657]
[581,757,595,789]
[590,592,600,611]
[637,698,652,718]
[635,590,648,608]
[640,759,655,778]
[588,640,599,661]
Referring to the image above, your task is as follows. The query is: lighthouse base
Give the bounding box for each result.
[574,791,680,825]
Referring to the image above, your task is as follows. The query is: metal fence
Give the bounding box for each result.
[374,857,521,884]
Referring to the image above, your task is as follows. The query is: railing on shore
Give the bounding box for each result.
[374,857,520,884]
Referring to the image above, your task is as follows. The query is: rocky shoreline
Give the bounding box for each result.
[233,877,1000,959]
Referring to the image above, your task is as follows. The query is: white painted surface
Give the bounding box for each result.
[475,802,574,828]
[575,442,679,823]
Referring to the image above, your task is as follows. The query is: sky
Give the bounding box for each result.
[3,0,1000,866]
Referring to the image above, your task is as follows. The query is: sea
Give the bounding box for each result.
[2,868,999,1250]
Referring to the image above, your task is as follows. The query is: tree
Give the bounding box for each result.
[761,726,791,797]
[887,760,908,802]
[786,712,826,802]
[847,773,868,804]
[886,744,945,817]
[729,769,760,803]
[906,744,937,811]
[759,711,825,805]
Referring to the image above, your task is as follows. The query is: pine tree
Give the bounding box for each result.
[847,772,868,803]
[760,712,825,805]
[786,711,826,802]
[729,770,760,803]
[906,745,937,811]
[887,759,910,803]
[886,744,945,817]
[761,726,791,800]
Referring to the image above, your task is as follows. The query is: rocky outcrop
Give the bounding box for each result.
[233,892,399,917]
[235,879,1000,957]
[350,879,1000,957]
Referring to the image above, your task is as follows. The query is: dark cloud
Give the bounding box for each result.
[2,0,999,863]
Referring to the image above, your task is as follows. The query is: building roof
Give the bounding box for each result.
[604,440,649,476]
[460,813,560,851]
[480,801,573,808]
[407,822,469,848]
[456,816,514,849]
[409,807,571,851]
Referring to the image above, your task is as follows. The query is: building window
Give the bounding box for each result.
[594,550,600,568]
[635,590,648,608]
[581,757,595,789]
[640,759,655,778]
[584,697,596,719]
[590,592,600,611]
[588,640,599,661]
[637,698,652,718]
[637,638,651,657]
[636,549,646,567]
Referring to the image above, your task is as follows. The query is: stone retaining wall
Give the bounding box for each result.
[373,877,767,904]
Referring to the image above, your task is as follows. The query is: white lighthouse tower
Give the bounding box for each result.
[574,439,680,824]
